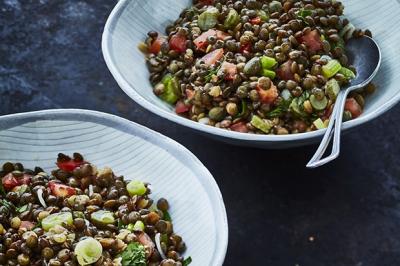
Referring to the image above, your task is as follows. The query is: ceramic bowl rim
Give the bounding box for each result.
[102,0,400,143]
[0,108,229,266]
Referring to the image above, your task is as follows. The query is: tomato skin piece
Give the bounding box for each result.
[20,221,35,230]
[148,36,167,54]
[19,174,32,185]
[220,62,237,80]
[201,48,224,66]
[194,30,229,52]
[175,101,191,114]
[277,60,294,81]
[57,160,84,172]
[250,17,262,25]
[169,34,187,53]
[49,181,76,197]
[2,173,19,190]
[240,43,252,54]
[298,30,323,52]
[345,98,363,118]
[257,84,279,104]
[230,122,249,133]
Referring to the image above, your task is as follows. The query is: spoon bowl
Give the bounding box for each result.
[307,36,382,168]
[346,36,382,88]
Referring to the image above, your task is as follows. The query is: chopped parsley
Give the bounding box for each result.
[118,242,146,266]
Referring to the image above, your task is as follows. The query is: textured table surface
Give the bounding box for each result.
[1,1,400,265]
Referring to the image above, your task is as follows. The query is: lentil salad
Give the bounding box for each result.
[0,153,191,266]
[140,0,376,135]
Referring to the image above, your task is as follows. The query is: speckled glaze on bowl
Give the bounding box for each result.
[0,109,228,266]
[102,0,400,148]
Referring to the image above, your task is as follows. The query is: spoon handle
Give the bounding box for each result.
[307,90,349,168]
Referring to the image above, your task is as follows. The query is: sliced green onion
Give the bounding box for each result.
[159,74,180,104]
[322,59,342,79]
[257,10,269,22]
[42,212,73,231]
[339,67,356,80]
[310,95,328,111]
[313,118,326,130]
[261,69,276,79]
[75,237,103,265]
[250,115,273,133]
[91,210,115,225]
[260,56,277,70]
[238,100,248,117]
[325,79,340,100]
[133,221,145,231]
[198,7,220,31]
[224,9,240,29]
[126,180,147,196]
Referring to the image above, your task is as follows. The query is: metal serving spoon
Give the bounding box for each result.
[307,36,381,168]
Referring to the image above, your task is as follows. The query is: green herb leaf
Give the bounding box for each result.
[297,9,312,18]
[267,98,292,118]
[205,65,222,83]
[296,9,312,25]
[117,219,126,230]
[0,199,15,212]
[118,242,146,266]
[183,256,193,266]
[163,211,172,222]
[16,204,29,213]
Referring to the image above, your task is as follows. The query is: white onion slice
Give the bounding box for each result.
[88,184,94,197]
[37,188,47,208]
[198,117,210,125]
[155,233,167,260]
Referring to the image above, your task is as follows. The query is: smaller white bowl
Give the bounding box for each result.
[102,0,400,149]
[0,109,228,266]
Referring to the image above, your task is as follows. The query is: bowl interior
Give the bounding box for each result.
[0,110,228,266]
[103,0,400,142]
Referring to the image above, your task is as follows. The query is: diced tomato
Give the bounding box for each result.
[57,160,84,172]
[148,36,167,54]
[230,122,249,133]
[240,43,252,54]
[220,62,237,80]
[185,89,195,100]
[250,17,262,25]
[194,30,229,52]
[298,30,323,53]
[2,173,19,190]
[257,84,279,104]
[169,34,187,53]
[138,232,155,255]
[216,31,229,40]
[345,98,363,118]
[277,60,294,81]
[20,221,35,230]
[19,174,32,185]
[49,181,76,197]
[175,101,191,114]
[201,48,224,66]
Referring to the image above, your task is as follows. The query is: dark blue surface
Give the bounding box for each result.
[1,1,400,265]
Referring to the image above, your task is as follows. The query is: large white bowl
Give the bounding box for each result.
[0,109,228,266]
[102,0,400,148]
